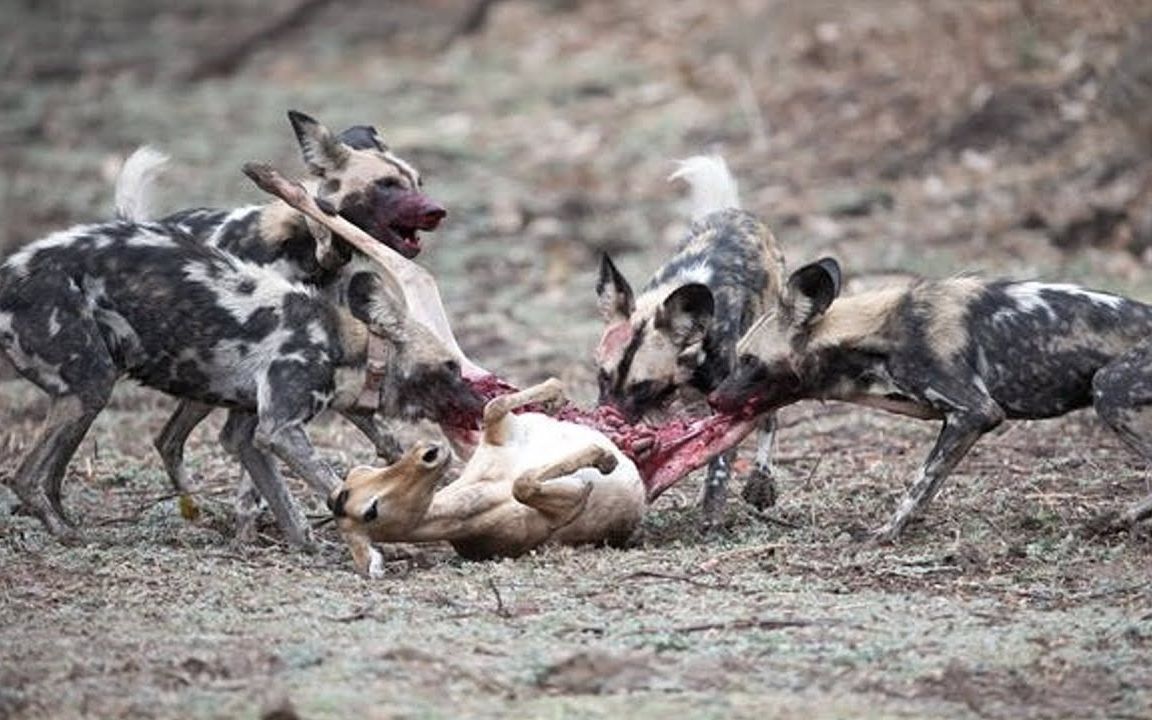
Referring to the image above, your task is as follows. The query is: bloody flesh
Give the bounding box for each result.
[452,374,757,502]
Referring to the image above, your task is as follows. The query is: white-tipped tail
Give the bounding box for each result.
[114,146,169,221]
[669,155,741,220]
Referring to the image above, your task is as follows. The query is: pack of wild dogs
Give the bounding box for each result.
[3,111,1152,577]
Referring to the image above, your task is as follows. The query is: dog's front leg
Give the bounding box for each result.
[254,421,341,497]
[872,407,1002,543]
[1092,343,1152,526]
[12,394,107,540]
[339,409,403,463]
[221,411,314,550]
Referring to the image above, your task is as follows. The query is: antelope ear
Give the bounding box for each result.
[596,253,635,322]
[786,257,841,326]
[657,283,714,347]
[288,110,350,176]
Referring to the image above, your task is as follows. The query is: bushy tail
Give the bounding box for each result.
[114,146,169,221]
[668,155,741,221]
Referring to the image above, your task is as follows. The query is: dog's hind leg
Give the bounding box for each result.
[154,400,213,518]
[339,409,403,462]
[2,293,118,538]
[1092,341,1152,526]
[741,412,779,509]
[14,393,108,538]
[872,378,1004,543]
[221,410,314,549]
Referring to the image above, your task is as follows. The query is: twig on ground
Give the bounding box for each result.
[325,605,376,623]
[618,569,726,589]
[697,543,788,572]
[626,616,821,636]
[488,577,512,618]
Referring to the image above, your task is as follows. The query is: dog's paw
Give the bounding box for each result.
[741,471,778,510]
[867,523,901,545]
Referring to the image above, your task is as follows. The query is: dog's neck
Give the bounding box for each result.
[257,200,349,285]
[331,310,395,411]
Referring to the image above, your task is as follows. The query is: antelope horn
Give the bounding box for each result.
[241,162,488,378]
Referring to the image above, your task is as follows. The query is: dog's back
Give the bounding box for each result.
[0,221,341,406]
[596,156,785,419]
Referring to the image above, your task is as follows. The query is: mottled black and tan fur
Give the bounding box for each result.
[115,111,447,506]
[0,223,480,547]
[711,257,1152,541]
[595,156,786,521]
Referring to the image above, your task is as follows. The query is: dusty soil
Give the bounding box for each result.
[3,2,1152,718]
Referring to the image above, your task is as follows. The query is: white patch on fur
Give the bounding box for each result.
[114,146,169,221]
[4,227,100,277]
[1005,283,1054,318]
[182,259,304,326]
[634,264,715,318]
[669,155,741,220]
[384,151,420,187]
[123,228,178,249]
[307,320,327,346]
[1008,282,1126,317]
[1029,282,1124,309]
[206,207,262,246]
[311,389,333,409]
[47,308,61,337]
[673,261,714,287]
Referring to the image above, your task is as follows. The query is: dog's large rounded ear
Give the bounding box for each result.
[337,125,388,152]
[288,110,350,176]
[597,253,635,323]
[657,283,714,346]
[787,257,841,326]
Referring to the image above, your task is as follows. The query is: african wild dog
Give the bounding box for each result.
[595,156,786,522]
[330,378,643,576]
[0,221,481,547]
[709,257,1152,542]
[114,111,447,504]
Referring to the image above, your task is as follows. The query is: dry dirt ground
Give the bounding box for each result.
[3,2,1152,718]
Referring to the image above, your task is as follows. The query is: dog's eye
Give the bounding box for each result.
[376,177,403,190]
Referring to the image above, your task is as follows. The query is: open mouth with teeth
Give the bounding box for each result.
[378,223,424,258]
